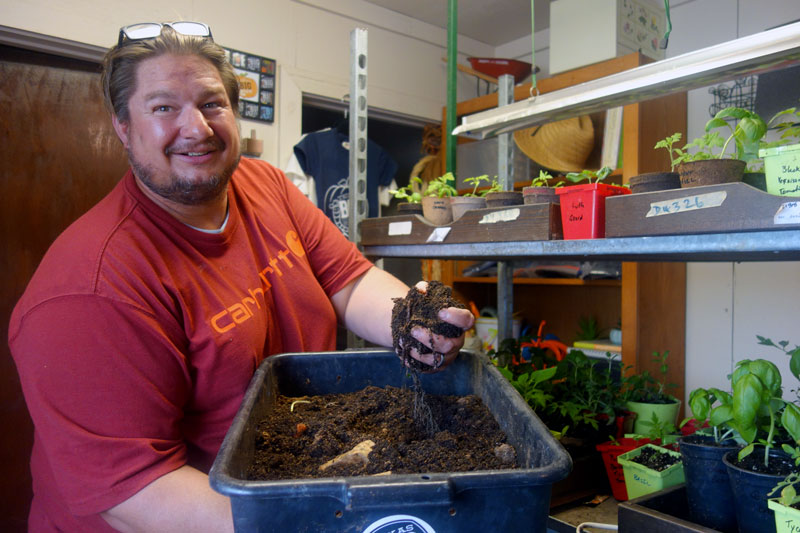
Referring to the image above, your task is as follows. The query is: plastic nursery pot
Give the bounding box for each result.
[723,447,794,533]
[628,172,681,194]
[485,190,523,208]
[678,434,739,533]
[625,399,681,436]
[617,444,685,500]
[676,159,745,188]
[449,196,486,221]
[421,196,453,225]
[596,438,652,501]
[768,498,800,533]
[522,186,560,205]
[555,183,630,239]
[397,202,423,216]
[760,143,800,196]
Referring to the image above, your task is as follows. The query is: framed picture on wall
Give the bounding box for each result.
[223,47,276,123]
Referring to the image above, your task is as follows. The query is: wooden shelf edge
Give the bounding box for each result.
[453,276,621,287]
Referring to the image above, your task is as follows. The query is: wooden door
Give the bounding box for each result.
[0,45,128,531]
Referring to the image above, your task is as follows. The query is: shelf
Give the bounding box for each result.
[362,229,800,262]
[453,276,621,287]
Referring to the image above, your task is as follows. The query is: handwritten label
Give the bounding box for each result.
[775,163,800,196]
[426,227,451,243]
[479,208,520,224]
[646,191,727,217]
[775,201,800,225]
[388,221,412,236]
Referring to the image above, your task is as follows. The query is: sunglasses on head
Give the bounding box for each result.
[117,21,213,46]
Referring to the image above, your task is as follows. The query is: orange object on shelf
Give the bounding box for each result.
[467,57,533,84]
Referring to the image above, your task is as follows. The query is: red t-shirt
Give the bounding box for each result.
[9,158,373,531]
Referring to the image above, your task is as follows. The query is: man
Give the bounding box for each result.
[9,22,473,532]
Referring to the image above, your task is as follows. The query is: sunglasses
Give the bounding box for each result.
[117,21,213,46]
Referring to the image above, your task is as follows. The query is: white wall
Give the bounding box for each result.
[0,0,494,169]
[666,0,800,402]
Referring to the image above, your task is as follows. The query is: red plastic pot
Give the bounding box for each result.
[555,183,630,239]
[596,438,652,501]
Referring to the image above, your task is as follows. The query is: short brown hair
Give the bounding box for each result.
[101,26,239,122]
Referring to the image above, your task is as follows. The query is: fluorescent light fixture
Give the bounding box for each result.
[453,21,800,138]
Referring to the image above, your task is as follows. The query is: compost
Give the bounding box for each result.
[630,446,680,472]
[247,385,518,480]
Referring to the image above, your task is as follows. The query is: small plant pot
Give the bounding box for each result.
[596,438,652,501]
[760,143,800,196]
[450,196,486,221]
[625,399,681,435]
[485,191,523,208]
[679,434,739,532]
[617,444,685,500]
[677,159,745,188]
[555,183,630,239]
[522,186,560,205]
[396,202,423,216]
[628,172,681,194]
[768,499,800,533]
[421,196,453,225]
[743,171,768,192]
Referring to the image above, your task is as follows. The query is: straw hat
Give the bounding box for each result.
[513,116,595,173]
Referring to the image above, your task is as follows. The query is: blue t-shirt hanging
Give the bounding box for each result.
[293,128,398,237]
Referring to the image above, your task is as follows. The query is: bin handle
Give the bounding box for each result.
[346,479,454,510]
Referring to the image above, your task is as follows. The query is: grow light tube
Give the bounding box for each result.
[453,21,800,138]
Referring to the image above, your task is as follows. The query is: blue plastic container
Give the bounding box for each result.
[209,349,572,533]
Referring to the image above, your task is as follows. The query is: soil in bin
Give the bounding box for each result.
[246,385,518,480]
[630,446,680,471]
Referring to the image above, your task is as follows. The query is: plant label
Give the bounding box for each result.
[645,191,727,217]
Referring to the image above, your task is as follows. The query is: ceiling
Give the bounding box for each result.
[362,0,549,47]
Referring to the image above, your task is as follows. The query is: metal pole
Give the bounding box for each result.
[445,0,458,173]
[497,74,515,342]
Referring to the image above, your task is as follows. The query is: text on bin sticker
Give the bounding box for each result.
[479,208,520,224]
[775,201,800,225]
[388,221,413,236]
[646,191,727,217]
[426,227,451,243]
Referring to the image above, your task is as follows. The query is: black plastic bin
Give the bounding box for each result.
[209,349,571,533]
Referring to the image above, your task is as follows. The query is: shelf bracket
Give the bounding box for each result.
[497,74,515,342]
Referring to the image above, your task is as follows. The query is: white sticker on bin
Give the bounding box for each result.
[388,221,413,235]
[645,191,727,217]
[479,208,520,224]
[362,514,436,533]
[426,227,451,242]
[775,201,800,225]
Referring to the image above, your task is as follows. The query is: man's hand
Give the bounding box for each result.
[407,281,475,372]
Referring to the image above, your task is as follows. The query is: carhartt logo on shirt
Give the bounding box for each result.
[210,231,306,333]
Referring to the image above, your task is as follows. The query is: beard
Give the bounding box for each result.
[128,148,241,206]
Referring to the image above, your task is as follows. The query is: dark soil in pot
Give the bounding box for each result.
[630,446,680,471]
[727,448,796,475]
[246,385,517,480]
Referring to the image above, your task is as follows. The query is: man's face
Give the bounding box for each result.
[112,53,240,206]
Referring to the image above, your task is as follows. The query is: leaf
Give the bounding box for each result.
[783,403,800,444]
[733,373,764,430]
[705,117,731,132]
[738,442,755,461]
[715,107,751,121]
[710,404,733,426]
[748,359,782,395]
[689,392,710,422]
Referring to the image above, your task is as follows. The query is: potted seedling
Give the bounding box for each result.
[617,442,685,500]
[627,134,683,194]
[450,174,490,221]
[769,473,800,532]
[522,170,565,205]
[483,177,522,208]
[622,351,681,437]
[759,106,800,196]
[555,166,630,239]
[389,176,424,215]
[421,172,458,225]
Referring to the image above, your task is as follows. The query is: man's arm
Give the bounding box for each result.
[101,465,233,533]
[331,267,474,368]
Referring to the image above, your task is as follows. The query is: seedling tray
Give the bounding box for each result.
[209,349,571,533]
[360,203,562,246]
[618,484,722,532]
[606,182,800,237]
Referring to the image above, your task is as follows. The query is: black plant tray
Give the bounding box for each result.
[606,182,800,237]
[618,484,722,532]
[360,203,562,246]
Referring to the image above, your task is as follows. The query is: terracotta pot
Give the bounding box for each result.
[628,172,681,194]
[421,196,453,225]
[677,159,745,188]
[485,191,523,208]
[396,202,423,215]
[449,196,486,221]
[522,186,560,205]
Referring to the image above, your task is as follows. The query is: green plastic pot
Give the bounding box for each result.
[769,499,800,532]
[625,399,681,435]
[617,444,685,500]
[760,143,800,197]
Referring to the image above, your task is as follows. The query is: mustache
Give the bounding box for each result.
[165,138,225,155]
